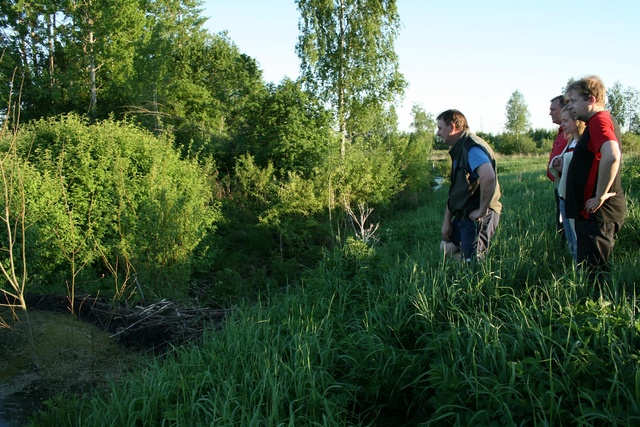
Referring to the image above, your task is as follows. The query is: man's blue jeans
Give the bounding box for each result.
[451,210,500,260]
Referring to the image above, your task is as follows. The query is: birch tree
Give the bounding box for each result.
[504,90,531,143]
[295,0,406,156]
[0,0,145,120]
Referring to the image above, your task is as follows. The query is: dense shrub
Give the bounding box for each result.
[390,132,434,204]
[623,132,640,153]
[196,140,406,303]
[495,133,540,155]
[329,144,404,208]
[1,114,220,299]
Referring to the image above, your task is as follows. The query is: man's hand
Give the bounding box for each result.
[585,192,616,214]
[441,221,452,241]
[469,208,488,222]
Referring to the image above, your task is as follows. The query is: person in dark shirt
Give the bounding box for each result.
[564,76,626,279]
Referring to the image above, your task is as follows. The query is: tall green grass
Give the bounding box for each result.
[31,156,640,426]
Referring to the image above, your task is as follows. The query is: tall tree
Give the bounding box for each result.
[409,103,435,148]
[504,90,531,142]
[295,0,406,156]
[125,1,266,152]
[607,81,626,128]
[630,114,640,134]
[66,0,146,118]
[606,81,640,132]
[399,103,435,192]
[0,0,146,121]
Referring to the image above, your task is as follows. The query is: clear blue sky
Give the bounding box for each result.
[202,0,640,134]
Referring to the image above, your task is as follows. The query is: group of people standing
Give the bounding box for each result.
[547,76,626,280]
[438,75,626,282]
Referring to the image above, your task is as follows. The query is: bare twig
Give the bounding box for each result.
[345,202,380,245]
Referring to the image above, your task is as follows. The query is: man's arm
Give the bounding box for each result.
[442,205,453,241]
[469,163,496,221]
[585,140,620,213]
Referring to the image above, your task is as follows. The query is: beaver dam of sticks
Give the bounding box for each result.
[0,296,229,426]
[27,294,230,351]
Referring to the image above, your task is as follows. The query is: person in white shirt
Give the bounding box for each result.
[550,106,585,262]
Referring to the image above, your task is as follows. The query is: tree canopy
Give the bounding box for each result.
[295,0,406,155]
[504,90,531,139]
[607,81,640,133]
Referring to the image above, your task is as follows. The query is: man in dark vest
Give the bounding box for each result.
[565,76,626,278]
[437,109,502,261]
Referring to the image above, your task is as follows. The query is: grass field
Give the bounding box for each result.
[30,155,640,426]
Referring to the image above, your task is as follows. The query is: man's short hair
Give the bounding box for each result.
[550,95,567,108]
[565,75,606,104]
[436,109,469,131]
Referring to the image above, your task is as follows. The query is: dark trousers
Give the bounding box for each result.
[574,217,622,275]
[451,210,500,260]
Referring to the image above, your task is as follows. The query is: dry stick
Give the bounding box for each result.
[107,299,228,345]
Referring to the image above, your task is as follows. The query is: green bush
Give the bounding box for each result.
[197,153,330,304]
[623,132,640,154]
[495,133,540,155]
[329,144,404,208]
[390,132,434,203]
[3,114,220,299]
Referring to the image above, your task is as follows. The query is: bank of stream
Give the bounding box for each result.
[1,294,229,426]
[0,307,146,427]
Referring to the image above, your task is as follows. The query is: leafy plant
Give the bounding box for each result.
[7,114,220,299]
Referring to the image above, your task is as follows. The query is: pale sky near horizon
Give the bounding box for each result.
[202,0,640,134]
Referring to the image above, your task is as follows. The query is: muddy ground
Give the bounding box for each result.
[0,307,144,426]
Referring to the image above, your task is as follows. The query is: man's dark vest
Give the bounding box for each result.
[448,131,502,221]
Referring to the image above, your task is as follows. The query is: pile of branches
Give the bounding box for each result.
[26,295,229,353]
[93,299,229,352]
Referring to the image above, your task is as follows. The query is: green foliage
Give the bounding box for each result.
[260,173,326,250]
[234,154,278,205]
[528,127,555,152]
[4,114,219,298]
[200,135,405,304]
[295,0,406,147]
[607,81,640,131]
[233,78,338,178]
[329,144,404,208]
[0,0,147,121]
[494,132,541,155]
[231,153,328,257]
[409,104,436,150]
[504,90,531,138]
[198,153,330,304]
[28,156,640,426]
[131,29,265,152]
[395,104,436,196]
[392,132,432,198]
[0,0,265,159]
[623,132,640,154]
[617,154,640,256]
[630,113,640,135]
